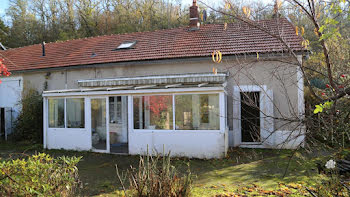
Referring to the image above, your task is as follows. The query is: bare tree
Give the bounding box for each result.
[198,0,349,150]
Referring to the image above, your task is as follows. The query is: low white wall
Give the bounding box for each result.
[274,130,305,149]
[231,129,305,149]
[47,128,91,151]
[129,130,226,159]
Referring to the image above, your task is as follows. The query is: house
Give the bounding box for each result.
[0,1,306,158]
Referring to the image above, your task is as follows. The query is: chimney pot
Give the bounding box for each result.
[42,41,46,57]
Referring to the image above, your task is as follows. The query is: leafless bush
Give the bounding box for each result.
[116,152,192,197]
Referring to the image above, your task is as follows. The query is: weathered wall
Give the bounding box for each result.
[0,76,23,109]
[21,55,303,149]
[0,76,23,137]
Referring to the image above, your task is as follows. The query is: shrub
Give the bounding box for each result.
[314,175,349,197]
[117,153,192,197]
[12,88,43,143]
[0,153,81,197]
[311,159,350,197]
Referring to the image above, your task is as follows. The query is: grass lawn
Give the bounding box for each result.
[0,141,330,196]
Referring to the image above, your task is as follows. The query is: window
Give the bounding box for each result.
[115,41,137,50]
[133,95,173,130]
[47,98,85,128]
[91,98,106,150]
[48,98,64,128]
[132,93,221,131]
[175,94,220,130]
[109,97,122,124]
[66,98,85,128]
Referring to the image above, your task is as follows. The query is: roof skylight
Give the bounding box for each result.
[114,41,137,50]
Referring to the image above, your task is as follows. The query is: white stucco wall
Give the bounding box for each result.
[274,130,305,149]
[37,56,303,154]
[46,128,91,150]
[0,76,23,110]
[0,76,23,137]
[128,130,226,159]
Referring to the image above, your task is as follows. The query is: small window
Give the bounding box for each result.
[48,99,64,128]
[67,98,85,128]
[115,41,137,50]
[133,95,173,130]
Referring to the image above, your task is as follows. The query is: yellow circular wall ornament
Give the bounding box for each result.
[212,50,222,63]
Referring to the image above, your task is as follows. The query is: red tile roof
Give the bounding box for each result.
[0,18,305,72]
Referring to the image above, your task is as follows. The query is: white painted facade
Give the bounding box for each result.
[0,76,23,139]
[42,71,305,158]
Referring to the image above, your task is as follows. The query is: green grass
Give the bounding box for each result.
[0,141,329,196]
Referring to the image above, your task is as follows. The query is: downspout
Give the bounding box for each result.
[43,97,47,149]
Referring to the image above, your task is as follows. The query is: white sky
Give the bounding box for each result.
[0,0,9,16]
[181,0,274,7]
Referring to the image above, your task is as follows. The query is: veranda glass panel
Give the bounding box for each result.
[91,98,107,150]
[175,94,220,130]
[109,96,128,154]
[66,98,85,128]
[133,95,173,130]
[48,98,64,128]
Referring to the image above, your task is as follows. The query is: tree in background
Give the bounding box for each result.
[2,0,189,48]
[0,18,9,46]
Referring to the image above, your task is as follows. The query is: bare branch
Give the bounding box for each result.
[198,0,323,101]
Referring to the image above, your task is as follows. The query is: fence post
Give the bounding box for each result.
[4,107,13,141]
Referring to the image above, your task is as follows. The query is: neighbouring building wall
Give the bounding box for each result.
[22,55,304,149]
[0,76,23,138]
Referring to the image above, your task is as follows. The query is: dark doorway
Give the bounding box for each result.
[241,92,261,142]
[0,108,5,140]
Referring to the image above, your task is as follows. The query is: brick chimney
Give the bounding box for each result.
[189,0,200,30]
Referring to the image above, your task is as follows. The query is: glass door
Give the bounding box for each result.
[91,98,107,151]
[109,96,128,153]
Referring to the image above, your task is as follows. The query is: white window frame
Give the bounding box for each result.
[47,98,65,129]
[132,93,174,131]
[131,92,225,133]
[89,96,109,153]
[232,85,274,148]
[43,87,226,151]
[47,97,86,129]
[65,97,86,129]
